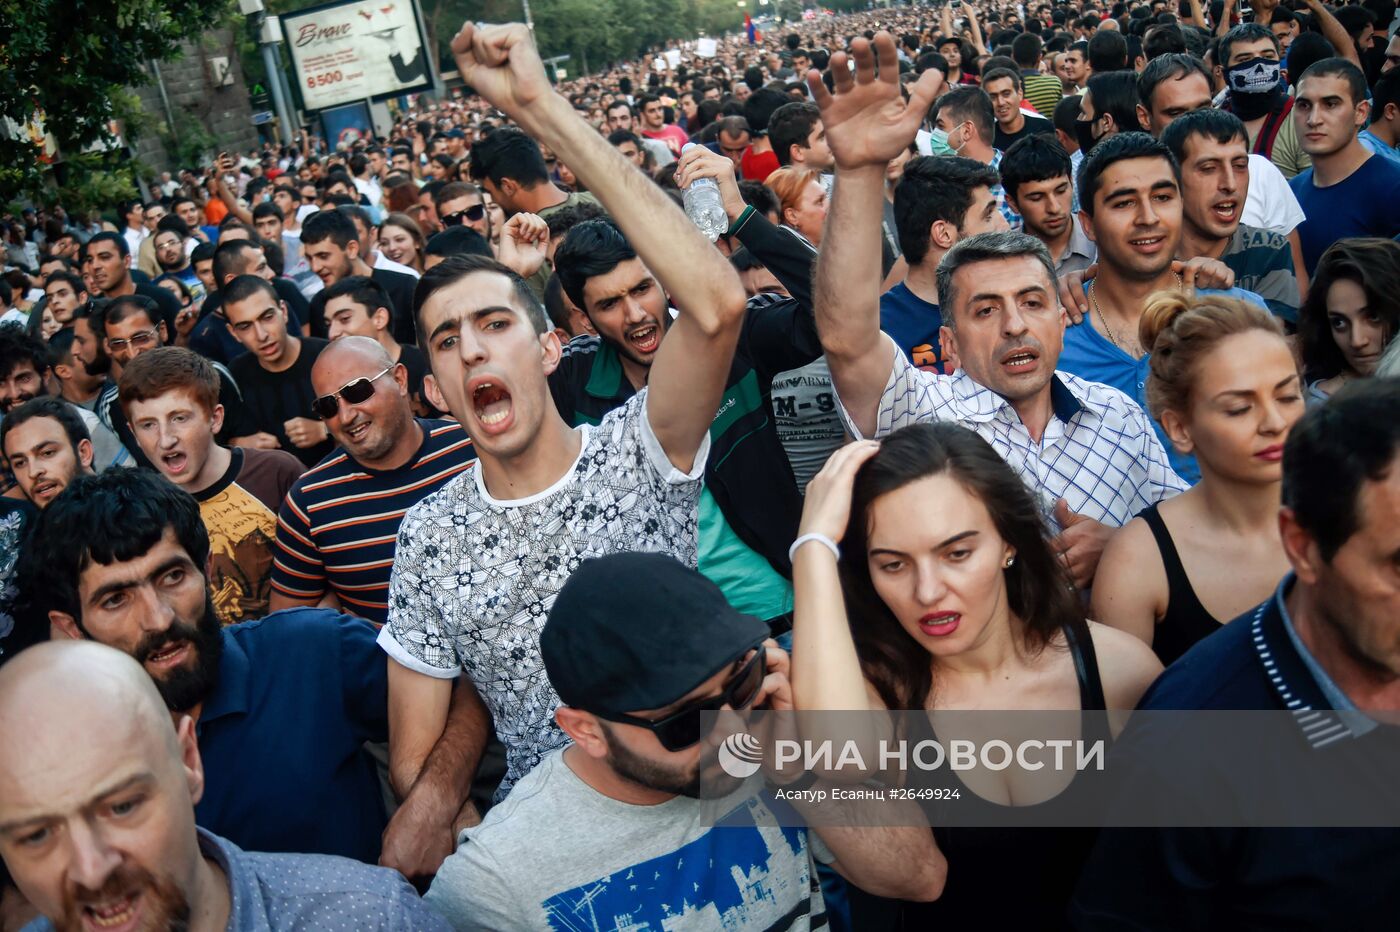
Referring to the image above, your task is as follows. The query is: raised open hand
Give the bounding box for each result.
[808,32,944,172]
[450,22,552,121]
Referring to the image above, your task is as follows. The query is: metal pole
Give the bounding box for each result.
[148,59,180,147]
[521,0,535,32]
[271,45,300,140]
[261,38,296,145]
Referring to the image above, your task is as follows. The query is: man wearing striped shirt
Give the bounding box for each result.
[1014,33,1065,118]
[270,337,475,624]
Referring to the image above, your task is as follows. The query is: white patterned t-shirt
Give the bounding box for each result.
[378,390,708,798]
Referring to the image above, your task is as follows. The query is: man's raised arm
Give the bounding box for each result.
[810,34,940,439]
[450,22,747,473]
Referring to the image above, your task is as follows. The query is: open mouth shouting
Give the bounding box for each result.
[919,612,961,638]
[160,450,189,478]
[469,376,514,435]
[142,639,191,672]
[78,891,143,931]
[625,322,661,356]
[1000,345,1041,377]
[1209,199,1239,225]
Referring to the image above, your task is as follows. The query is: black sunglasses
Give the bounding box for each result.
[599,648,766,752]
[441,203,487,227]
[312,366,393,420]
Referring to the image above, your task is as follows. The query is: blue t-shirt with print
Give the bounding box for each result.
[880,281,947,372]
[1060,286,1268,485]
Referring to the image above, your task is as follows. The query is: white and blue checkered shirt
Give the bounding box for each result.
[988,149,1023,232]
[838,340,1188,533]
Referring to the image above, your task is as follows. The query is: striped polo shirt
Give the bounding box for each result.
[272,419,475,624]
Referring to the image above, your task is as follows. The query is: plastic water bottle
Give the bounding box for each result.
[681,143,729,242]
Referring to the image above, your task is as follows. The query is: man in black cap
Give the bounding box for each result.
[424,552,944,930]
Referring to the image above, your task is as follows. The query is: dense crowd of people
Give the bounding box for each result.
[0,0,1398,929]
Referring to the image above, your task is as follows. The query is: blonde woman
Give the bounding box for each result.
[764,166,829,249]
[1093,291,1304,665]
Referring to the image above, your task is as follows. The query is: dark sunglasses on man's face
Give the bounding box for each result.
[440,203,487,227]
[312,366,393,420]
[599,648,767,752]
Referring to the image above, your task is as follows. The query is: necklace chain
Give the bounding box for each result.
[1089,271,1183,357]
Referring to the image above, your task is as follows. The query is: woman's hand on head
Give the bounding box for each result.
[799,439,882,542]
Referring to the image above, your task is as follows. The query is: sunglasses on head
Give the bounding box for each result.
[440,203,487,227]
[311,366,393,420]
[598,647,767,752]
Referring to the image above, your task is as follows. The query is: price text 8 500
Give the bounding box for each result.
[306,70,344,89]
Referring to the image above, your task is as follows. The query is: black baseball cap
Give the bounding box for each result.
[541,552,769,717]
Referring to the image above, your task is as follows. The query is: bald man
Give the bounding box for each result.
[17,469,394,865]
[319,276,435,416]
[268,336,476,624]
[0,641,452,931]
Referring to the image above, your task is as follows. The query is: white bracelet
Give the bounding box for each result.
[789,533,841,564]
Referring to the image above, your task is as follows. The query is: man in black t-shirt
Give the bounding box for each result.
[302,210,418,345]
[985,68,1056,151]
[320,276,435,416]
[222,275,334,467]
[81,231,182,333]
[189,238,311,367]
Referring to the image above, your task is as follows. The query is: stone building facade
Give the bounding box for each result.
[131,26,262,172]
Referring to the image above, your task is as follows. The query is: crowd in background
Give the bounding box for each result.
[0,0,1399,929]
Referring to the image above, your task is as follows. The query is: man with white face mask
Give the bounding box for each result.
[927,86,1023,230]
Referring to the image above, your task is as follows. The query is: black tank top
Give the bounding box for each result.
[848,623,1110,931]
[1140,504,1221,667]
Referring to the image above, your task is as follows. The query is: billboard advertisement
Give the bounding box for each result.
[281,0,434,112]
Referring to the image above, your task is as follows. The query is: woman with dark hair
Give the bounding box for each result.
[691,99,724,136]
[153,273,197,313]
[1092,290,1303,665]
[383,177,420,215]
[1298,238,1400,404]
[791,425,1162,928]
[24,297,60,342]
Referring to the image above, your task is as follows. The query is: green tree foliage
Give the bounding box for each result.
[414,0,749,76]
[0,0,227,202]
